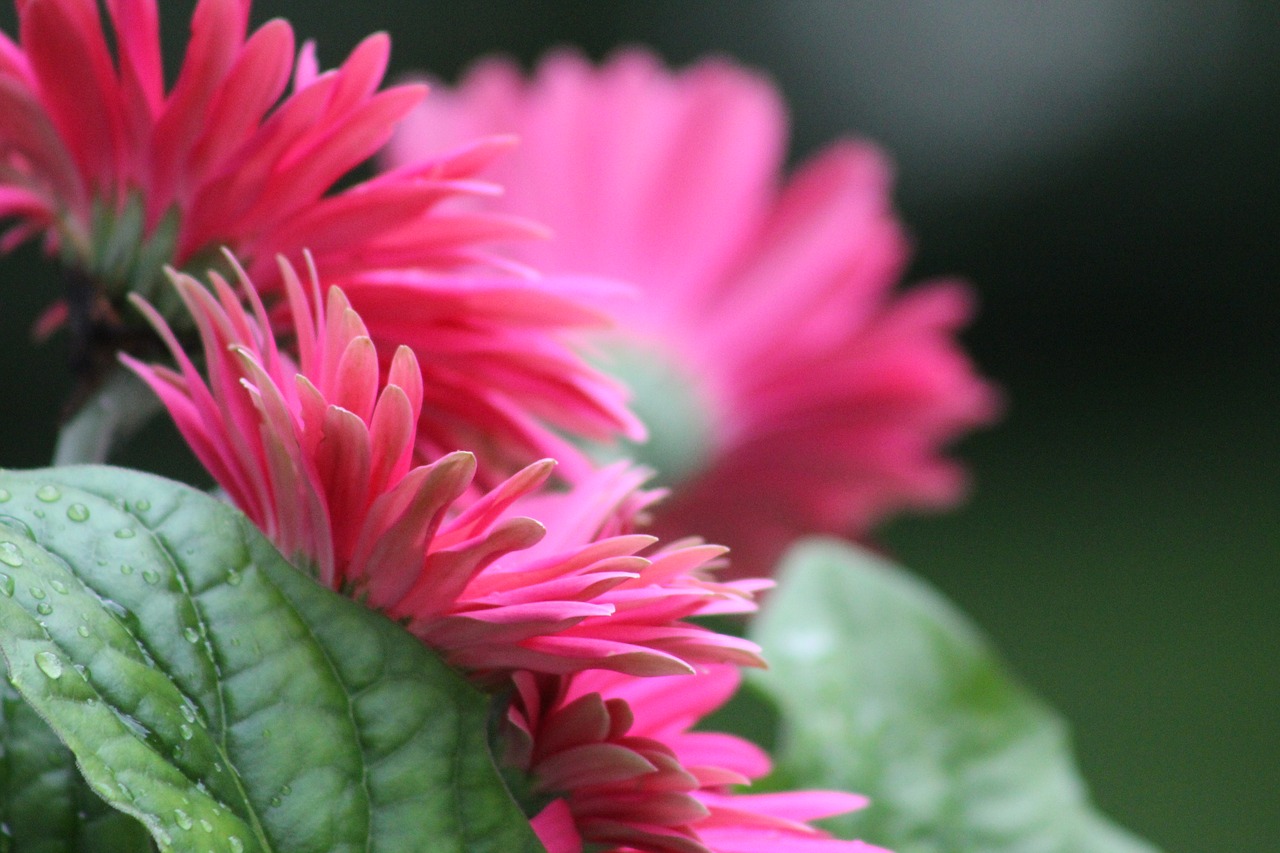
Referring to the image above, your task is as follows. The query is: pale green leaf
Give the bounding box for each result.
[749,538,1162,853]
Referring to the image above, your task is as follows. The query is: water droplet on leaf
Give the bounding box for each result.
[174,809,193,830]
[36,602,51,615]
[34,651,62,679]
[114,527,136,539]
[0,573,12,596]
[35,485,60,502]
[29,586,45,600]
[120,563,134,575]
[0,542,23,567]
[142,569,160,585]
[77,625,90,638]
[65,503,89,522]
[183,627,200,644]
[49,579,68,594]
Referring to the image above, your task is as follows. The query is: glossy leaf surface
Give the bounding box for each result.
[0,466,541,853]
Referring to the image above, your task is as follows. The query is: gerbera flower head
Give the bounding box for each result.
[504,666,890,853]
[383,48,1002,577]
[0,0,639,476]
[123,253,761,681]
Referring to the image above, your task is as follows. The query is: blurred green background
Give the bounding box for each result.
[0,3,1274,851]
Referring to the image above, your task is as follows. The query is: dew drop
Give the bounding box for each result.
[180,704,196,723]
[120,563,134,575]
[142,569,160,585]
[228,837,244,853]
[133,498,151,512]
[179,723,194,741]
[31,509,44,519]
[0,488,10,502]
[65,503,89,522]
[0,573,12,597]
[269,796,281,807]
[29,586,45,600]
[35,485,60,503]
[174,808,193,830]
[49,579,68,595]
[36,602,52,615]
[230,637,240,647]
[183,627,200,644]
[199,818,213,833]
[0,542,23,567]
[279,784,291,796]
[34,651,62,679]
[114,527,136,539]
[77,625,90,638]
[225,568,242,586]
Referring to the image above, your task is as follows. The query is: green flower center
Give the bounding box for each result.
[591,336,718,488]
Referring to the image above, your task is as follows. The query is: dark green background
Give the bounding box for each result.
[0,3,1274,851]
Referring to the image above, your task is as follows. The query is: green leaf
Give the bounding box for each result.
[0,466,542,853]
[748,537,1162,853]
[1,679,153,852]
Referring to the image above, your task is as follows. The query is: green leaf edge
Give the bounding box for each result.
[747,536,1164,853]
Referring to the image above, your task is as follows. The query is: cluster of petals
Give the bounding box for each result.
[384,48,1002,577]
[123,254,764,680]
[0,0,638,480]
[506,666,888,853]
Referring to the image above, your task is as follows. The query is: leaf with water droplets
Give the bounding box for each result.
[0,678,152,851]
[0,466,542,853]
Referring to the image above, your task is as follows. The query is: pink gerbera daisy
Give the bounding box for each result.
[505,665,889,853]
[0,0,637,474]
[123,254,763,680]
[383,49,1002,577]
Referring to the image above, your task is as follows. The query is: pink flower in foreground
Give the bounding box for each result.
[384,49,1001,577]
[123,255,762,680]
[0,0,637,476]
[505,666,888,853]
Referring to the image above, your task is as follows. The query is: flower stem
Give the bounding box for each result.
[52,366,161,465]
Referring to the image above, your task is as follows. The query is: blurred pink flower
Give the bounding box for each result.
[384,49,1001,577]
[124,255,763,680]
[505,665,888,853]
[0,0,637,475]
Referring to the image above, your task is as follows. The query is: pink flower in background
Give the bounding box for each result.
[124,255,763,680]
[0,0,638,476]
[505,665,888,853]
[384,49,1001,578]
